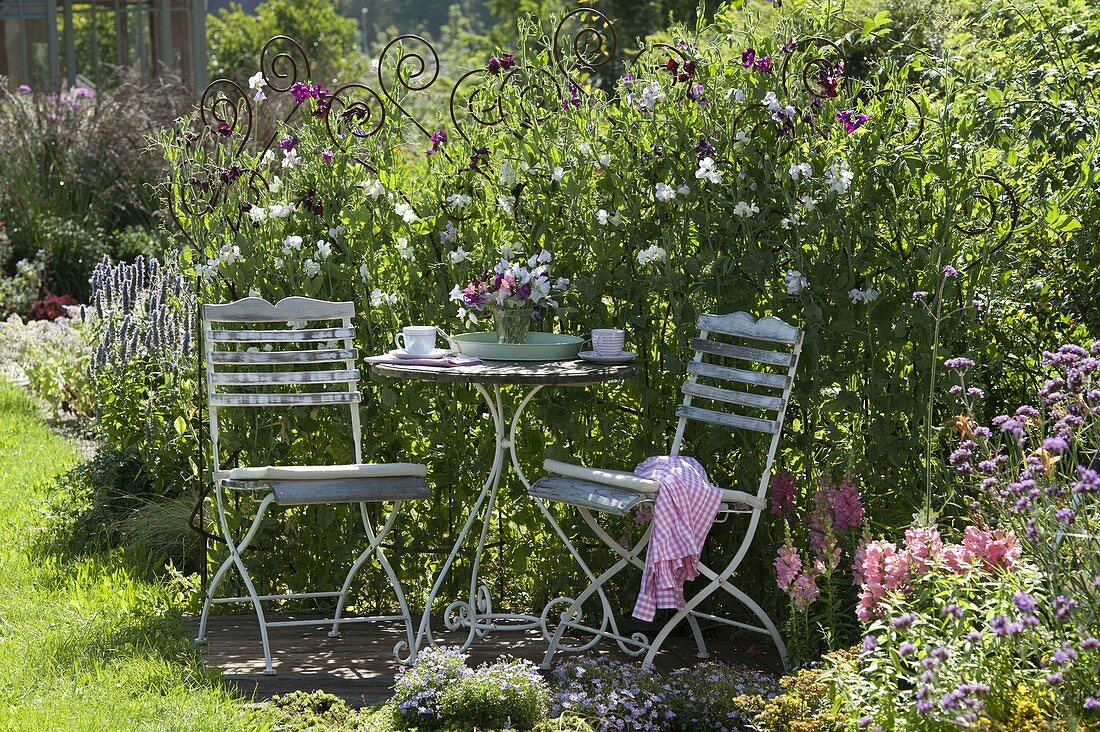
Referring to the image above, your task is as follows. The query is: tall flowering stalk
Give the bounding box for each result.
[770,471,867,661]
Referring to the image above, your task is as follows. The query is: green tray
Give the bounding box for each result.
[451,332,584,361]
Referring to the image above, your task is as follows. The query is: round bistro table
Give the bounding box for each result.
[370,358,636,655]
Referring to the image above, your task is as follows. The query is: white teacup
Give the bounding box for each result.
[395,326,438,355]
[590,328,626,356]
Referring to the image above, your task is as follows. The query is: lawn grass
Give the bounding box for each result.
[0,381,274,731]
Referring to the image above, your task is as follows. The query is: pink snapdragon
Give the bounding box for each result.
[962,526,1020,572]
[789,571,820,611]
[775,542,802,590]
[904,526,944,571]
[809,477,865,550]
[857,540,913,621]
[770,471,796,519]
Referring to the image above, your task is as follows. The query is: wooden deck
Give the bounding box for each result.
[190,614,781,707]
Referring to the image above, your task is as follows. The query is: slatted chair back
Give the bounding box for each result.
[202,297,362,474]
[669,312,803,506]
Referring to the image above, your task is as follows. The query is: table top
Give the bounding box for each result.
[370,359,637,386]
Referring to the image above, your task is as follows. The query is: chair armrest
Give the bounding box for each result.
[718,489,766,511]
[543,459,661,494]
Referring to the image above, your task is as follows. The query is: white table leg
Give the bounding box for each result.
[414,383,545,654]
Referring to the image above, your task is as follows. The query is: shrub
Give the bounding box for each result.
[391,646,471,729]
[0,312,91,417]
[438,657,549,730]
[27,291,80,321]
[743,656,850,732]
[548,656,776,730]
[0,76,187,298]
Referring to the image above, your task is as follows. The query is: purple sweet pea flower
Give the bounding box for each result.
[322,149,334,163]
[835,109,869,133]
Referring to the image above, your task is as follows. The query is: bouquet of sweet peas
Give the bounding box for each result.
[449,250,569,327]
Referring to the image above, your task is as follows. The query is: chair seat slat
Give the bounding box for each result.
[681,382,784,412]
[209,327,354,343]
[212,369,359,386]
[203,296,355,322]
[675,405,778,433]
[211,348,357,364]
[686,361,789,390]
[210,392,361,407]
[697,313,801,344]
[691,338,794,367]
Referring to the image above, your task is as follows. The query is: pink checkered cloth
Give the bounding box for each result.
[631,456,722,621]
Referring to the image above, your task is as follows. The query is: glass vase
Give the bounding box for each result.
[494,307,531,344]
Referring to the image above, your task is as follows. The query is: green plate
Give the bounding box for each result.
[451,332,585,361]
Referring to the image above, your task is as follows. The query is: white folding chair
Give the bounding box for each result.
[194,296,430,674]
[529,312,802,669]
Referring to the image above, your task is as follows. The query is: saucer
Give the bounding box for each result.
[578,350,637,364]
[389,348,451,360]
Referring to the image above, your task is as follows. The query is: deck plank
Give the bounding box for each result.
[189,614,781,708]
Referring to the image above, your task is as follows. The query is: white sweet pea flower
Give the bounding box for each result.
[282,235,303,252]
[596,209,610,225]
[268,203,293,218]
[449,246,469,264]
[734,129,750,145]
[789,162,812,181]
[555,277,570,291]
[632,81,665,111]
[784,269,808,295]
[316,240,332,260]
[849,287,879,304]
[733,201,760,218]
[825,160,854,194]
[281,148,301,168]
[247,206,268,223]
[370,58,380,72]
[579,142,592,156]
[637,244,667,266]
[248,71,264,90]
[328,226,345,238]
[801,196,818,211]
[695,157,723,185]
[499,162,519,188]
[274,257,284,268]
[360,178,386,198]
[497,195,514,215]
[537,249,553,264]
[261,150,276,165]
[655,183,676,202]
[396,237,414,259]
[394,201,418,223]
[359,263,370,281]
[552,166,565,182]
[499,242,522,259]
[598,153,611,167]
[303,259,320,277]
[218,244,241,264]
[726,87,746,102]
[676,184,691,196]
[370,288,398,307]
[446,192,472,210]
[269,175,282,193]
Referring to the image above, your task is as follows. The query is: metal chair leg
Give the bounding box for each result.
[328,501,398,638]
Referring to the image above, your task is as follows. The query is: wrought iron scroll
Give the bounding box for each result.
[170,8,1023,573]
